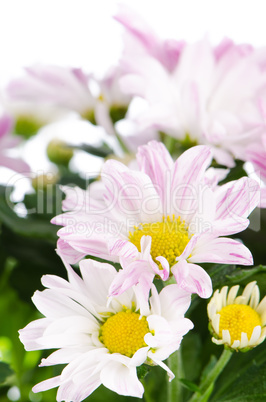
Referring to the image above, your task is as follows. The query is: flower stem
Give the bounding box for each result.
[167,348,184,402]
[115,132,130,154]
[189,348,233,402]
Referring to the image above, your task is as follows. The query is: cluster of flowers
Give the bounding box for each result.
[2,4,264,401]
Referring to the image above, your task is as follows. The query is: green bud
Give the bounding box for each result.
[81,109,96,125]
[47,139,74,166]
[32,173,59,191]
[109,105,128,124]
[14,115,43,138]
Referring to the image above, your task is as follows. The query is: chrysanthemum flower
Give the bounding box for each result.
[52,141,259,299]
[207,281,266,350]
[118,28,266,166]
[7,64,96,123]
[6,63,132,137]
[19,259,193,400]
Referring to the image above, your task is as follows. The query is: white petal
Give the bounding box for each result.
[159,284,191,321]
[147,353,175,381]
[79,259,116,306]
[32,376,61,393]
[100,362,144,398]
[242,281,257,304]
[250,285,260,309]
[227,285,240,305]
[19,318,51,351]
[222,329,231,345]
[240,332,249,348]
[212,314,220,335]
[249,325,262,345]
[231,339,240,349]
[256,296,266,316]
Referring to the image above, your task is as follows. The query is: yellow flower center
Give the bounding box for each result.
[99,311,149,357]
[218,304,262,343]
[129,215,190,267]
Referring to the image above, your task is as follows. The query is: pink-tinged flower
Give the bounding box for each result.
[0,114,30,173]
[114,4,184,72]
[7,64,96,122]
[52,141,259,299]
[19,258,193,400]
[98,66,131,113]
[93,65,133,137]
[115,107,159,152]
[118,36,266,166]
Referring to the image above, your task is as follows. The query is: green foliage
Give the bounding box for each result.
[0,362,14,384]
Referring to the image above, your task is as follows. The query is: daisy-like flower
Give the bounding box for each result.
[6,64,96,123]
[207,281,266,350]
[52,141,259,299]
[19,258,193,401]
[118,33,266,166]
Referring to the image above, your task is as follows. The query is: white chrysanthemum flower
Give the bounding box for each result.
[208,281,266,351]
[19,259,193,401]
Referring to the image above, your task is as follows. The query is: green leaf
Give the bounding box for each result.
[213,360,266,401]
[211,342,266,401]
[2,225,67,303]
[73,143,113,158]
[0,187,58,241]
[179,378,200,392]
[182,332,202,382]
[0,362,14,384]
[206,264,266,291]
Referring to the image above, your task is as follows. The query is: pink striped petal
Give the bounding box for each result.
[56,239,87,264]
[171,146,212,217]
[215,177,260,222]
[189,237,253,265]
[101,159,162,223]
[109,260,154,301]
[137,140,173,201]
[171,260,212,298]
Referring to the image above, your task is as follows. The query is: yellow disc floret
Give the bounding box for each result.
[218,304,262,343]
[99,310,149,357]
[129,215,190,267]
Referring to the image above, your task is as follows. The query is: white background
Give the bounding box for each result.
[1,0,266,81]
[1,0,266,195]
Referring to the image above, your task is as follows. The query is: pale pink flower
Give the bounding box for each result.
[7,64,134,138]
[52,141,259,299]
[114,4,184,72]
[19,258,193,400]
[7,64,96,121]
[0,114,30,173]
[98,66,131,112]
[118,36,266,166]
